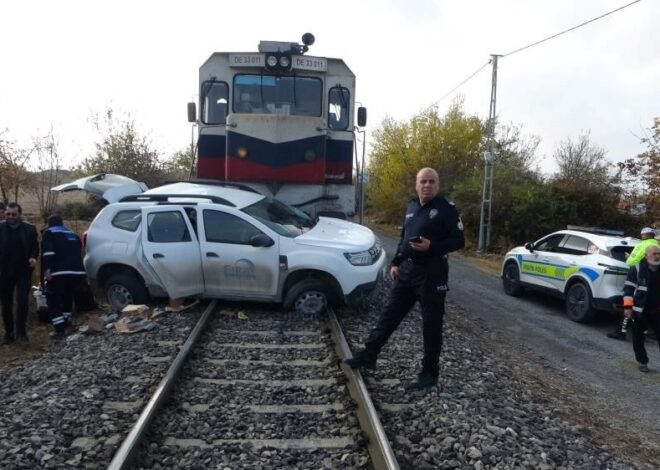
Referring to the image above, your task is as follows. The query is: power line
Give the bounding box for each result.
[429,61,491,107]
[502,0,642,58]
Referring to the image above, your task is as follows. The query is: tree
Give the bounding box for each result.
[78,108,165,187]
[0,130,33,203]
[162,146,195,181]
[618,117,660,219]
[552,131,611,189]
[28,128,64,218]
[367,100,487,222]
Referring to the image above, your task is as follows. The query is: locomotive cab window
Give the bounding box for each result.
[328,86,350,130]
[233,74,322,116]
[201,81,229,125]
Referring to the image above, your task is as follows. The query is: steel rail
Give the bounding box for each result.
[108,300,218,470]
[327,308,400,470]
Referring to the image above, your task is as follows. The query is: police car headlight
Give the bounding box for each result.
[344,239,382,266]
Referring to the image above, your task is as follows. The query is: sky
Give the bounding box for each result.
[0,0,658,175]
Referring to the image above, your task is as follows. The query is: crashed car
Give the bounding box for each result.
[53,174,386,315]
[501,227,637,322]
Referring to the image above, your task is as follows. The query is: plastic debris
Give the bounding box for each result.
[238,311,249,321]
[115,316,155,334]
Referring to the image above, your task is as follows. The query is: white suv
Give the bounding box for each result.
[53,174,386,315]
[501,227,638,322]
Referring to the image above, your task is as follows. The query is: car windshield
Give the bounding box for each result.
[242,197,315,237]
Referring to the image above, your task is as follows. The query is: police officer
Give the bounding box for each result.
[608,227,659,340]
[622,244,660,372]
[41,215,86,339]
[345,167,465,389]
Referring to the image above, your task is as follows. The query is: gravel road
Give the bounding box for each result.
[375,229,660,466]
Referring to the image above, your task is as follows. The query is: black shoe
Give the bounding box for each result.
[607,330,626,340]
[407,372,438,390]
[344,350,377,370]
[50,331,66,341]
[3,335,15,345]
[15,335,29,344]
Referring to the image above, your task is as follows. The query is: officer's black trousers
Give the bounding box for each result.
[46,276,81,333]
[364,263,446,376]
[631,310,660,365]
[0,272,32,339]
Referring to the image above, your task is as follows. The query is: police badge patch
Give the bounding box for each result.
[429,209,438,219]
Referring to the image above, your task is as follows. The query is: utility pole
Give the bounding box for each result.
[478,54,500,251]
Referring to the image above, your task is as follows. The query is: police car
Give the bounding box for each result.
[52,174,386,315]
[501,227,637,322]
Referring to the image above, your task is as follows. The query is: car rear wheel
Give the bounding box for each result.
[565,282,595,323]
[502,262,524,297]
[284,279,329,316]
[105,273,149,312]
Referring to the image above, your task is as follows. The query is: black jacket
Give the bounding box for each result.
[0,220,39,277]
[391,195,465,267]
[623,260,660,319]
[41,225,86,277]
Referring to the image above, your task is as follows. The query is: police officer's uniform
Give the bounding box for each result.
[361,194,465,379]
[41,224,86,335]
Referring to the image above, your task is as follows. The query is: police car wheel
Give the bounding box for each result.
[502,262,524,297]
[284,280,329,316]
[105,273,149,312]
[565,282,595,323]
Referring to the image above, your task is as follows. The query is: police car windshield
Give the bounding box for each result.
[242,197,315,237]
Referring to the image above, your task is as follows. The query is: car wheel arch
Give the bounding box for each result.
[282,269,342,306]
[97,263,146,289]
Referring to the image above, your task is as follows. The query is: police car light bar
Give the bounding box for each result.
[566,225,625,237]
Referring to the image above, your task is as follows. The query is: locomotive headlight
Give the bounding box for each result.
[279,55,290,68]
[266,55,278,68]
[237,147,248,159]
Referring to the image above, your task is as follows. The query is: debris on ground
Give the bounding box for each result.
[115,316,155,334]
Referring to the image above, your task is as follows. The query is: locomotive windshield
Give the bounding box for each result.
[233,74,322,116]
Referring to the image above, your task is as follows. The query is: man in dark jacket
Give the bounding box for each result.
[0,202,39,343]
[623,244,660,372]
[345,167,465,389]
[41,215,87,339]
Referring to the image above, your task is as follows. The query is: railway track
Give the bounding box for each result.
[107,301,399,469]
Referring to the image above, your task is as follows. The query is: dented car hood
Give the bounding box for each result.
[296,217,376,250]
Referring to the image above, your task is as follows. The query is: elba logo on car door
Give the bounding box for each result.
[198,208,280,298]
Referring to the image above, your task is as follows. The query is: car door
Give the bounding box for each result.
[198,207,280,299]
[552,235,595,291]
[141,206,204,299]
[519,234,566,290]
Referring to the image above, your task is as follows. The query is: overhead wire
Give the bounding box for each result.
[429,0,642,106]
[502,0,642,58]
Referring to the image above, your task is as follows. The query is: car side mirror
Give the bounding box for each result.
[524,242,534,252]
[187,102,197,123]
[250,233,274,247]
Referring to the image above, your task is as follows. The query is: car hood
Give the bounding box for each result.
[295,217,376,250]
[51,174,148,204]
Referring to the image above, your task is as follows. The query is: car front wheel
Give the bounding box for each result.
[565,281,595,323]
[105,273,149,312]
[502,262,524,297]
[284,279,329,316]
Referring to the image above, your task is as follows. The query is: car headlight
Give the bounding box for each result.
[344,238,382,266]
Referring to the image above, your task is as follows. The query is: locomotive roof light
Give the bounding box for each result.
[266,55,278,68]
[265,52,292,73]
[279,55,290,68]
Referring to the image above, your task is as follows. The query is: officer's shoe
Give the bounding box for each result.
[344,350,377,370]
[3,334,15,345]
[607,330,626,341]
[406,372,438,391]
[50,331,66,342]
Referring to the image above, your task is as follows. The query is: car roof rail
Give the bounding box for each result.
[119,194,236,207]
[566,225,625,237]
[161,179,262,194]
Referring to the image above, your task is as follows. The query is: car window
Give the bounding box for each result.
[559,235,593,255]
[203,209,262,244]
[535,234,565,252]
[609,245,634,262]
[112,210,141,232]
[147,211,192,243]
